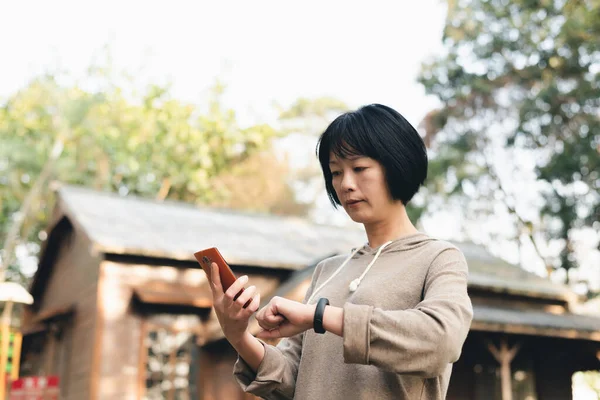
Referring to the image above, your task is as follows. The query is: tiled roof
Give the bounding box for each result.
[54,185,573,301]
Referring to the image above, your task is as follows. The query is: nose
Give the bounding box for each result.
[340,171,356,192]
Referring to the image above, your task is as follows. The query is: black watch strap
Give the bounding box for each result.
[313,298,330,334]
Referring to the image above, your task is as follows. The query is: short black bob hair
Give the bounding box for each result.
[316,103,428,208]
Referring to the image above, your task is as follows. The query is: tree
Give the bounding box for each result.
[274,97,351,223]
[209,150,311,217]
[278,96,350,127]
[0,70,284,283]
[418,0,600,287]
[573,370,600,399]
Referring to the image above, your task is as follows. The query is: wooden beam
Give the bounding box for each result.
[133,286,212,309]
[472,321,600,342]
[486,337,522,400]
[32,304,76,324]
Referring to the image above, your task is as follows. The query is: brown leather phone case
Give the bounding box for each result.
[194,247,238,291]
[195,247,250,307]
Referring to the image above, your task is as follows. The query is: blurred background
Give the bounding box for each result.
[0,0,598,399]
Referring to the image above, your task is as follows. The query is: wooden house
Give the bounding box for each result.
[18,185,600,399]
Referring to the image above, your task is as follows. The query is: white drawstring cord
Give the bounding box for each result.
[307,240,393,303]
[348,241,392,292]
[307,246,361,304]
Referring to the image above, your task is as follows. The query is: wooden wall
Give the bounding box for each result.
[21,218,598,400]
[22,223,102,400]
[96,260,282,399]
[198,341,258,400]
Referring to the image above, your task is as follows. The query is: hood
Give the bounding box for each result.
[307,232,434,303]
[355,232,434,256]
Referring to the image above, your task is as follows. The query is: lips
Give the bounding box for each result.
[345,199,364,206]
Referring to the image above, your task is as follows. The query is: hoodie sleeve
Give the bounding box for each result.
[233,334,303,399]
[233,260,326,399]
[342,246,473,378]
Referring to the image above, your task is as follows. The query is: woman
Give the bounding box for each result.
[207,104,473,399]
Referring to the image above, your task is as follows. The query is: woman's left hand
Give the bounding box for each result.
[255,296,316,339]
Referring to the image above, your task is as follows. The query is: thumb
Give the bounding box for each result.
[258,314,285,331]
[256,327,283,340]
[256,322,298,340]
[256,329,271,339]
[265,314,285,324]
[210,262,222,292]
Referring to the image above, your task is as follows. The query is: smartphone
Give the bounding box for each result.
[194,247,237,290]
[194,247,247,304]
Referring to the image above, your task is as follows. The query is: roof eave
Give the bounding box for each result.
[471,320,600,342]
[98,245,306,271]
[468,282,577,304]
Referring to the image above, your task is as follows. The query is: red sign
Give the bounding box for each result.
[9,376,60,400]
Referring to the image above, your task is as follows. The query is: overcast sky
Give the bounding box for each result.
[1,0,446,126]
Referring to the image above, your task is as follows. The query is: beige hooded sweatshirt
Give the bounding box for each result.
[234,233,473,399]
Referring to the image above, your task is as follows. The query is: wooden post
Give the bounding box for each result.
[487,337,521,400]
[0,300,15,399]
[11,332,22,380]
[168,337,176,400]
[43,325,58,400]
[0,322,9,399]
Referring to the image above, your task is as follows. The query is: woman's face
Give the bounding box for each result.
[329,152,397,224]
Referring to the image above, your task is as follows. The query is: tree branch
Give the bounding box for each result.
[483,152,553,277]
[0,137,64,282]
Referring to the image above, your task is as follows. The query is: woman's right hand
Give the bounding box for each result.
[208,262,261,345]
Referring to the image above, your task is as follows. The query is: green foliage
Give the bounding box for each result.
[573,370,600,399]
[419,0,599,280]
[0,71,281,282]
[279,97,349,120]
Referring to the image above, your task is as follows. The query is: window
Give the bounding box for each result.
[143,327,198,400]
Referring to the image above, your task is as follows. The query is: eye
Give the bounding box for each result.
[354,167,367,173]
[331,170,341,177]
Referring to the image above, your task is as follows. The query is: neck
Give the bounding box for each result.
[363,204,419,248]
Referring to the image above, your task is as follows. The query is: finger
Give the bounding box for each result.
[235,285,256,309]
[256,304,271,323]
[264,300,285,322]
[210,262,222,292]
[265,314,285,324]
[256,299,285,326]
[224,275,249,306]
[256,322,299,340]
[269,322,300,339]
[256,328,281,340]
[258,315,284,331]
[257,312,286,331]
[246,292,261,314]
[258,318,279,331]
[255,305,266,321]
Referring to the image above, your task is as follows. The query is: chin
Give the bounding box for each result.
[345,210,374,224]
